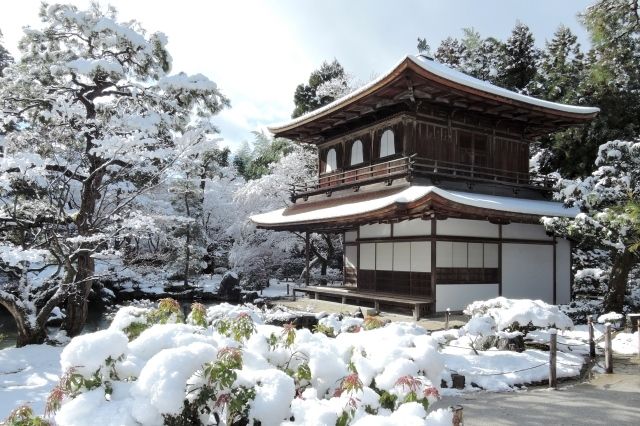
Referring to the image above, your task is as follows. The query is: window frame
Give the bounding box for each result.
[350,139,364,166]
[325,148,337,173]
[379,129,395,158]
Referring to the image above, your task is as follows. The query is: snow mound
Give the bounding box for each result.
[464,297,573,330]
[60,328,129,376]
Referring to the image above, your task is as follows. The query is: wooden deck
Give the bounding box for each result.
[292,285,434,320]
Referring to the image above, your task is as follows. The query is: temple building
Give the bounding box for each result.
[251,54,598,317]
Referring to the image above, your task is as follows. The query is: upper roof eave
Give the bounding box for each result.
[269,55,599,137]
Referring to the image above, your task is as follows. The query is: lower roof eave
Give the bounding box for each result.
[251,187,576,233]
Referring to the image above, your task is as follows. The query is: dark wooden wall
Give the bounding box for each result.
[317,111,530,177]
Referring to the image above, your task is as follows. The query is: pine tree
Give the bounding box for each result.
[292,59,350,118]
[497,21,539,91]
[434,37,464,68]
[455,28,504,83]
[417,37,431,55]
[0,3,228,343]
[0,30,12,76]
[532,25,584,102]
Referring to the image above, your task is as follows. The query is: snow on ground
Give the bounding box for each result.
[2,297,638,424]
[0,344,62,418]
[611,331,640,355]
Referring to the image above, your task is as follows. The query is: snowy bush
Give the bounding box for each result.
[464,297,573,331]
[44,301,449,425]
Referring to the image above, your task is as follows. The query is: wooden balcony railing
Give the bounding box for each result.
[290,156,414,202]
[412,157,556,189]
[289,155,556,202]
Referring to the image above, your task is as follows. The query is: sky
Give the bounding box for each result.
[0,0,596,151]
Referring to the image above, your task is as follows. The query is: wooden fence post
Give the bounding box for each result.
[549,328,557,389]
[637,320,640,359]
[604,323,613,374]
[588,315,596,359]
[445,308,450,330]
[451,405,463,426]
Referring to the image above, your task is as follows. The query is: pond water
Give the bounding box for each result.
[0,300,218,349]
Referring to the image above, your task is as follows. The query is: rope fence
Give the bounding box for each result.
[438,320,617,387]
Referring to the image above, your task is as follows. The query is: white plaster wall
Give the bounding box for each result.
[502,223,552,240]
[452,242,467,267]
[437,218,499,238]
[484,244,499,268]
[360,223,391,238]
[345,246,358,269]
[376,243,393,271]
[393,218,431,237]
[556,238,571,305]
[436,284,499,311]
[468,243,483,267]
[360,243,376,270]
[411,242,431,272]
[345,231,358,242]
[393,242,411,271]
[502,243,554,302]
[436,241,453,267]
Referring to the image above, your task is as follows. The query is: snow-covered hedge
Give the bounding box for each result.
[464,297,573,331]
[47,301,452,425]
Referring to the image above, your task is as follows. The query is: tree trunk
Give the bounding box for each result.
[0,301,47,347]
[603,248,637,313]
[64,253,94,337]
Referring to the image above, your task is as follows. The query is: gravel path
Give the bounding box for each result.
[430,356,640,426]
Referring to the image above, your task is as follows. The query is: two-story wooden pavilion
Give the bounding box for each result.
[252,54,598,317]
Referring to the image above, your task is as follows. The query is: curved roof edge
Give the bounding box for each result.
[269,54,599,135]
[250,185,578,227]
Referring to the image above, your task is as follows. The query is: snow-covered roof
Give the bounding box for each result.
[269,54,599,134]
[250,185,578,227]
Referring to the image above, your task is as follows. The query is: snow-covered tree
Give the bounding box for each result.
[543,140,640,312]
[292,59,354,118]
[0,29,12,76]
[496,21,539,91]
[531,25,584,102]
[229,141,316,286]
[0,3,228,343]
[434,37,463,68]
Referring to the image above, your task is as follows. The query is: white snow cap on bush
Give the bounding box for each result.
[597,311,624,324]
[130,341,217,424]
[464,297,573,330]
[60,328,129,375]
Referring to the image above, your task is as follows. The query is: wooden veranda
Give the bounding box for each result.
[292,285,434,320]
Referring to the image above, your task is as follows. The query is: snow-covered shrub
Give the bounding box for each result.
[45,304,448,425]
[464,297,573,332]
[109,298,185,340]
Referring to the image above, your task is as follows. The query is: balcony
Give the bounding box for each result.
[289,156,556,202]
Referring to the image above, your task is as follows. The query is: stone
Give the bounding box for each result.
[496,335,526,352]
[218,271,241,303]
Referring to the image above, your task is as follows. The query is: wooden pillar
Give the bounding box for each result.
[498,224,503,296]
[552,234,557,305]
[305,231,310,287]
[430,215,437,312]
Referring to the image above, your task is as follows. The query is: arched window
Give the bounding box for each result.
[380,130,395,158]
[350,140,363,166]
[325,148,337,172]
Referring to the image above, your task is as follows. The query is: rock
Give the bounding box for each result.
[496,334,526,352]
[476,335,499,351]
[441,374,465,389]
[218,271,241,303]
